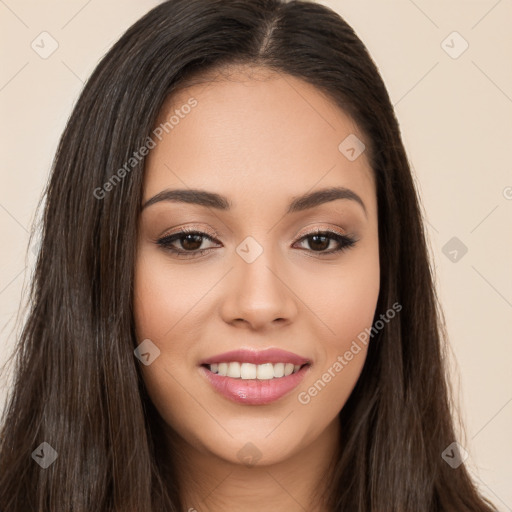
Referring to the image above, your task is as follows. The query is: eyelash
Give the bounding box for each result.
[156,227,358,259]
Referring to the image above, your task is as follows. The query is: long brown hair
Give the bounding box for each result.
[0,0,497,510]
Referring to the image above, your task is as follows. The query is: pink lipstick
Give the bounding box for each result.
[199,348,311,405]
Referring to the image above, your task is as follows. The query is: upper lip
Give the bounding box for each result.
[200,348,311,366]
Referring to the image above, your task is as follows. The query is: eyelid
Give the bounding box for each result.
[157,224,350,245]
[155,224,358,261]
[158,225,221,240]
[296,225,348,239]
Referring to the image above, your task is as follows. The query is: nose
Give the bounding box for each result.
[219,244,298,331]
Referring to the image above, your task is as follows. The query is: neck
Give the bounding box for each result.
[166,416,340,512]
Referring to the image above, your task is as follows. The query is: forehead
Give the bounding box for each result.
[143,65,375,215]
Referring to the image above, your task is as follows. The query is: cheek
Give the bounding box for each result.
[132,252,212,444]
[133,249,214,342]
[306,243,380,350]
[294,307,376,424]
[295,248,379,412]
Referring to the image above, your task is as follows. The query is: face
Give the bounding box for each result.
[133,65,380,468]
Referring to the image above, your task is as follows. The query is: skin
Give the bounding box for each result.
[133,65,380,511]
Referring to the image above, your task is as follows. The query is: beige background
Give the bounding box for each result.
[1,0,511,508]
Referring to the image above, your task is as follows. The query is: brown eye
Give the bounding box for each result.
[156,228,358,259]
[156,229,220,258]
[179,233,204,251]
[294,230,357,255]
[307,234,330,251]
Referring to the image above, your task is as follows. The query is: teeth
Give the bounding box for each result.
[256,363,274,380]
[207,361,305,379]
[218,362,228,376]
[240,362,257,379]
[273,362,284,378]
[227,361,240,378]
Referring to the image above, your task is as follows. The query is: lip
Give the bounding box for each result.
[199,363,311,405]
[200,348,310,366]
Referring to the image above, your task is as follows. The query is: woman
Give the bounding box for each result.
[0,0,498,510]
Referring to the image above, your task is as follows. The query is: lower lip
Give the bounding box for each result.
[199,364,310,405]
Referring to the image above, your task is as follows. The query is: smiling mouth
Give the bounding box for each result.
[202,362,310,379]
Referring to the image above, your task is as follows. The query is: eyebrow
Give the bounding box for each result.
[141,186,367,217]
